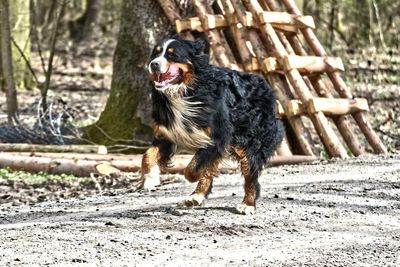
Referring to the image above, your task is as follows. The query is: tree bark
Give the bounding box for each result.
[9,0,34,90]
[81,0,102,41]
[69,0,103,42]
[83,0,173,148]
[0,0,18,123]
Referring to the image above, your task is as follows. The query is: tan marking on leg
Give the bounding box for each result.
[141,146,161,191]
[183,156,219,207]
[141,146,160,175]
[233,146,257,208]
[183,156,201,183]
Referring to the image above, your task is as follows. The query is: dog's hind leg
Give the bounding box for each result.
[183,156,219,207]
[233,146,261,215]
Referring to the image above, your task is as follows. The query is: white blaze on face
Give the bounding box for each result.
[148,39,175,74]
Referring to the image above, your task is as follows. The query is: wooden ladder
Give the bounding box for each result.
[158,0,387,159]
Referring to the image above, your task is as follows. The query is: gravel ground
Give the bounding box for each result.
[1,154,399,266]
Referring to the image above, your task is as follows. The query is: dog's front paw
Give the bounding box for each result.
[184,193,205,207]
[142,166,161,192]
[236,203,256,215]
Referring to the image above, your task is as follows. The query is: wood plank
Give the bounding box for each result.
[283,55,344,73]
[204,14,227,30]
[254,56,344,73]
[259,11,315,28]
[175,17,203,32]
[287,99,305,117]
[308,98,369,115]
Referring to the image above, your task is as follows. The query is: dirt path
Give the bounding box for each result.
[1,154,399,266]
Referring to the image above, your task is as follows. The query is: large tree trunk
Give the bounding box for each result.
[0,0,19,123]
[83,0,173,149]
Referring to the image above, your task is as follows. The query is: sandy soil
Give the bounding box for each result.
[1,154,399,266]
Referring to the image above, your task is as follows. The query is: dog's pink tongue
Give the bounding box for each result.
[157,64,180,82]
[168,63,180,76]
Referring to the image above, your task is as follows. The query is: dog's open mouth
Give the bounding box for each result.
[152,63,182,89]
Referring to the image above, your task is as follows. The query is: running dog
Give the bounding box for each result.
[141,36,284,214]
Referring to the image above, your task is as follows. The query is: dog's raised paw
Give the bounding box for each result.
[236,203,256,215]
[184,193,205,207]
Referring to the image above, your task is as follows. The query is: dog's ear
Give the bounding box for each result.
[193,38,206,55]
[170,33,181,40]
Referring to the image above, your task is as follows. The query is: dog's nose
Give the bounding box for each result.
[150,61,160,72]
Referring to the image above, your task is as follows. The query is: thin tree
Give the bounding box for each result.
[0,0,18,124]
[41,0,65,112]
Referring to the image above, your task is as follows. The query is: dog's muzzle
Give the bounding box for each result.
[149,57,168,74]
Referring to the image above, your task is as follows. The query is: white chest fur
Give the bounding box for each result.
[158,95,212,152]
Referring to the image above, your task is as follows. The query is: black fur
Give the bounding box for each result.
[149,37,284,199]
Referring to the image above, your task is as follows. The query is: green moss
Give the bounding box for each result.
[0,168,78,183]
[82,80,153,150]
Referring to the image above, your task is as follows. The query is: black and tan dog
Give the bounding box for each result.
[141,36,284,214]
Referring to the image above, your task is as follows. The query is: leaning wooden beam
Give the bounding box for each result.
[193,0,239,70]
[263,0,365,156]
[0,153,319,177]
[157,0,194,40]
[281,0,386,154]
[219,0,254,72]
[240,0,348,158]
[228,0,315,156]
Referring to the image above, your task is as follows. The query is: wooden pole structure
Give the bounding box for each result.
[194,0,240,69]
[281,0,386,154]
[219,0,292,156]
[157,0,194,40]
[224,0,316,156]
[263,0,365,156]
[237,0,348,158]
[158,0,386,159]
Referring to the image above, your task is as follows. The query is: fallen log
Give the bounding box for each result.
[0,152,319,177]
[0,143,108,154]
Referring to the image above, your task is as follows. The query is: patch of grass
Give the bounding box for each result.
[0,168,79,184]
